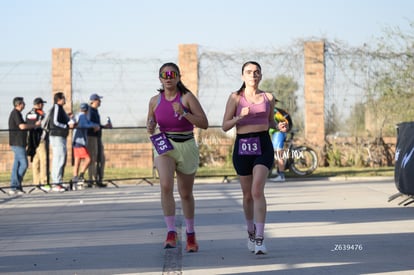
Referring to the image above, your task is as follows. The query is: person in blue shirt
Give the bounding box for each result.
[72,103,100,186]
[269,102,292,182]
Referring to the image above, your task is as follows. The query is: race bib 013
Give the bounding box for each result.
[238,137,261,155]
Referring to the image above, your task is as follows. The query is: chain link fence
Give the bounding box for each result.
[1,39,411,180]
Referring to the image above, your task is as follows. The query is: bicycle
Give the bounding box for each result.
[271,129,319,177]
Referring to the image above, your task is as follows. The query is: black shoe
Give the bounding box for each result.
[96,182,107,188]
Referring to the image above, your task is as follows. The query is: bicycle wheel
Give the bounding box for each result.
[289,146,318,176]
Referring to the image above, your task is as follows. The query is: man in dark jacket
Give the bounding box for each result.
[49,92,74,192]
[87,93,112,188]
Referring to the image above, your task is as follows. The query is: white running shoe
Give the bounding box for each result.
[254,237,267,255]
[52,185,66,192]
[269,175,285,182]
[8,189,24,195]
[247,231,255,252]
[40,184,51,192]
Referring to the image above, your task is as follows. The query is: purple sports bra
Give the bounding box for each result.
[236,91,270,126]
[154,92,194,132]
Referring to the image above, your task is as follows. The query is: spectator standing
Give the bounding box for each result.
[26,97,48,190]
[72,103,100,187]
[87,93,111,188]
[8,97,41,195]
[49,92,74,192]
[221,61,276,255]
[269,103,292,182]
[146,62,208,252]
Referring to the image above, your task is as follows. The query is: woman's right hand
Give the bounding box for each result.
[240,106,249,118]
[147,118,156,134]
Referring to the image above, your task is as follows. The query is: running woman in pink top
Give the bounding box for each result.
[146,62,208,252]
[222,61,277,255]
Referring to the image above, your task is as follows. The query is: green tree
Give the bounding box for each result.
[334,21,414,138]
[259,75,300,131]
[325,103,341,135]
[346,102,366,136]
[364,23,414,137]
[260,75,298,113]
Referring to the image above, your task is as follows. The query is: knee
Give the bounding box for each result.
[243,192,254,203]
[180,192,194,201]
[160,181,174,195]
[251,189,264,201]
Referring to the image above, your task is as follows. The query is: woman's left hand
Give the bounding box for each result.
[172,102,185,116]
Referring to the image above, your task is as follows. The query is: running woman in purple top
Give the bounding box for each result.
[146,62,208,252]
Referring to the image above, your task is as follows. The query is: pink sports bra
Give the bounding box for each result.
[235,91,270,126]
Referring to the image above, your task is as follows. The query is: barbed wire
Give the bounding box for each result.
[0,37,412,135]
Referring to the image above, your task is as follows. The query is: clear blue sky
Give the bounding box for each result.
[1,0,413,61]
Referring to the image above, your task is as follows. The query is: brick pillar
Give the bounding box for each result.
[178,44,199,97]
[51,48,73,167]
[178,44,201,142]
[304,41,325,148]
[52,48,72,113]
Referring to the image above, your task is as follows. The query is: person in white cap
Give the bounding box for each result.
[26,97,48,190]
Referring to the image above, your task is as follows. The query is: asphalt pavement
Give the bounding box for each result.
[1,176,414,275]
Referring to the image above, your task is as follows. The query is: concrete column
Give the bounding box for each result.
[304,41,325,148]
[178,44,199,97]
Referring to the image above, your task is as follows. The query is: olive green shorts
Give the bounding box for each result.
[154,138,199,175]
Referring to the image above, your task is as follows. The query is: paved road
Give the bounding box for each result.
[1,177,414,275]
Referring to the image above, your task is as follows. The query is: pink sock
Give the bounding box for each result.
[185,218,195,233]
[164,216,176,232]
[247,219,255,233]
[255,223,265,238]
